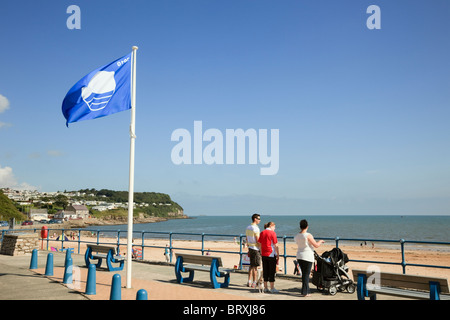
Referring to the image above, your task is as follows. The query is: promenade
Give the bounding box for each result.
[0,250,407,301]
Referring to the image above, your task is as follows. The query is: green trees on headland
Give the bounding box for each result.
[76,188,184,218]
[0,188,184,221]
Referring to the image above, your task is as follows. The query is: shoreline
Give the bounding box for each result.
[2,215,190,230]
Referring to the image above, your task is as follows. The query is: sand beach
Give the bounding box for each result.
[45,233,450,280]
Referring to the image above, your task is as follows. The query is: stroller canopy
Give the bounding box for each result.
[321,247,349,265]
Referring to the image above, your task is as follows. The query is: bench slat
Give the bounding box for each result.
[370,287,430,299]
[369,287,450,300]
[175,253,224,267]
[87,244,118,254]
[184,264,230,275]
[92,253,124,261]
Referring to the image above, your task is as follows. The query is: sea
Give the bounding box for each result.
[83,215,450,250]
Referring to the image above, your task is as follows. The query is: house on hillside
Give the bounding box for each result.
[30,208,48,221]
[54,210,76,220]
[65,204,89,219]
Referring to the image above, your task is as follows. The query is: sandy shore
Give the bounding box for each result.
[44,234,450,280]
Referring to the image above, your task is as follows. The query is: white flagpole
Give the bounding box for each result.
[126,45,138,289]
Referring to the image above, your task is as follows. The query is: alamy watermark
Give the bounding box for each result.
[66,5,81,30]
[65,265,81,290]
[366,265,381,290]
[171,121,279,175]
[64,5,381,31]
[366,5,381,30]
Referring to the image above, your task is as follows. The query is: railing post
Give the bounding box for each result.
[96,230,100,245]
[283,236,287,275]
[239,234,244,270]
[61,229,65,250]
[400,239,406,274]
[169,232,173,263]
[201,233,205,255]
[77,229,81,254]
[117,230,121,253]
[46,230,50,251]
[141,231,145,260]
[335,236,340,249]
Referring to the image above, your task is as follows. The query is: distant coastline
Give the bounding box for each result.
[4,214,190,231]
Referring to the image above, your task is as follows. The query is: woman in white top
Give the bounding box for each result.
[294,219,325,297]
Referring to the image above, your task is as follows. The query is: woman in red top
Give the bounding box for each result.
[258,221,279,293]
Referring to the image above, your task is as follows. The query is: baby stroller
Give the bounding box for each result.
[311,248,355,295]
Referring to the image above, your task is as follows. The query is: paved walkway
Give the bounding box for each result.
[0,253,87,300]
[0,250,403,301]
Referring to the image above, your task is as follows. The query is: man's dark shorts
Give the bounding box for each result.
[248,248,261,267]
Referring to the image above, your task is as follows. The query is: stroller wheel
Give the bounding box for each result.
[328,285,337,296]
[346,283,356,294]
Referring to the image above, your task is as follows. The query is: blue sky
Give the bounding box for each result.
[0,0,449,215]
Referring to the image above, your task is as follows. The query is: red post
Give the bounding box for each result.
[41,226,48,249]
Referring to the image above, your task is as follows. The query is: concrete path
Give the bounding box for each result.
[0,250,363,301]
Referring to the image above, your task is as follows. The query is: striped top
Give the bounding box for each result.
[245,223,260,250]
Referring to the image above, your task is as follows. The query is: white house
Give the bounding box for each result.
[54,210,76,220]
[65,204,89,219]
[30,209,49,221]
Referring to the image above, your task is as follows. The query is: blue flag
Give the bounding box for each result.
[62,53,132,126]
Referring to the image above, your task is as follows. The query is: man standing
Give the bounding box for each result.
[245,213,261,288]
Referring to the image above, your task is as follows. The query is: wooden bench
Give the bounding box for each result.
[84,244,125,272]
[352,269,450,300]
[175,253,232,289]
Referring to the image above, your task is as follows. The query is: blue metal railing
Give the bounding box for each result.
[1,228,449,275]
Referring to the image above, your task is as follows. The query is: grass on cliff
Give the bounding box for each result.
[0,191,27,221]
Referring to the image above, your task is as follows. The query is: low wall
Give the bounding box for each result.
[0,233,39,256]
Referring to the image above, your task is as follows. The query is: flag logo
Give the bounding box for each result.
[82,71,116,111]
[62,52,132,126]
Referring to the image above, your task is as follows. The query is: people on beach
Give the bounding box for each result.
[245,213,261,288]
[258,221,279,293]
[294,219,325,297]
